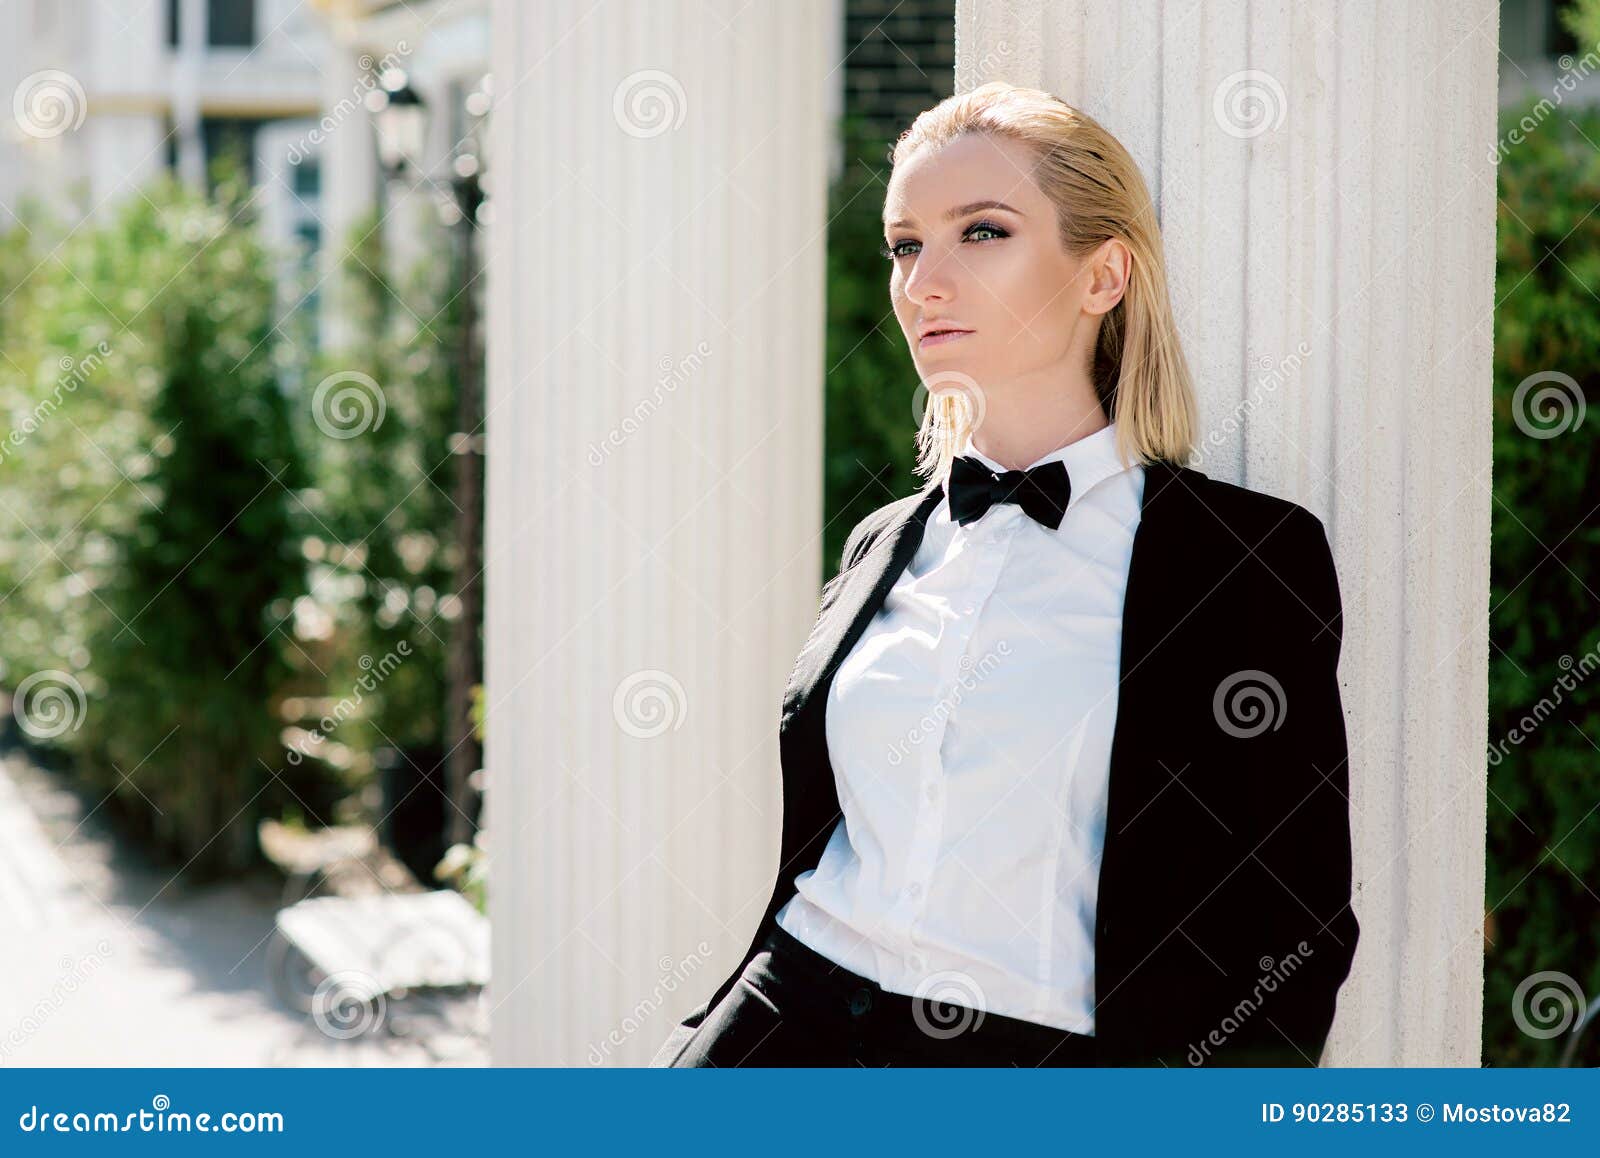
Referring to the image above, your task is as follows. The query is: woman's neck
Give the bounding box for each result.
[966,402,1108,473]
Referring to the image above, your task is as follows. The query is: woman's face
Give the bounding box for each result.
[881,132,1118,393]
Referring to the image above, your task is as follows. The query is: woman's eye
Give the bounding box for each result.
[880,221,1009,261]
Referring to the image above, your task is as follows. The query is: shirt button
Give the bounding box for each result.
[924,783,939,803]
[904,881,923,899]
[908,952,927,972]
[849,987,873,1016]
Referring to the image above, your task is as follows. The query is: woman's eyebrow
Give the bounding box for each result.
[884,199,1024,231]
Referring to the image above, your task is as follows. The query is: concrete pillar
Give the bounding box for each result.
[485,0,838,1064]
[172,0,206,189]
[955,0,1498,1064]
[314,39,380,351]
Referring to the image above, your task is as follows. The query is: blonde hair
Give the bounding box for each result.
[892,81,1198,484]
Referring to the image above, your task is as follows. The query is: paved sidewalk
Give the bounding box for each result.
[0,748,486,1067]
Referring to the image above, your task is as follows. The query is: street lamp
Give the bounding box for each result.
[365,65,492,856]
[443,73,489,850]
[365,66,427,182]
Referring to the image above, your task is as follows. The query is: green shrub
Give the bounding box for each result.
[822,115,923,577]
[0,175,333,875]
[295,209,459,765]
[1486,91,1600,1064]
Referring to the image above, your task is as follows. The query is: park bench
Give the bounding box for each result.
[257,820,489,1041]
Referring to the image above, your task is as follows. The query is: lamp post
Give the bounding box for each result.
[365,67,425,334]
[442,75,489,850]
[366,65,490,858]
[365,67,427,184]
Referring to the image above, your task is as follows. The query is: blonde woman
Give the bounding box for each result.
[653,82,1358,1068]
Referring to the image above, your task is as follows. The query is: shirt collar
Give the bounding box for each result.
[955,421,1133,513]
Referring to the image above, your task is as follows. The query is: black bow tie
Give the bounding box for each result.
[947,454,1072,530]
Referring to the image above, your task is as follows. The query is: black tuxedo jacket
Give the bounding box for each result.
[651,458,1359,1067]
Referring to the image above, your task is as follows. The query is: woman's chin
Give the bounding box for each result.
[912,345,982,379]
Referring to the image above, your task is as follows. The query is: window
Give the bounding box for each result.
[201,116,262,188]
[207,0,255,48]
[1547,0,1579,58]
[291,157,321,198]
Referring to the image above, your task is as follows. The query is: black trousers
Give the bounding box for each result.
[671,922,1098,1067]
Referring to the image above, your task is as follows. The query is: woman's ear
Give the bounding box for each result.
[1083,237,1132,317]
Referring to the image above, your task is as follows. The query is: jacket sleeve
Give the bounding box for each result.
[647,999,709,1067]
[1217,507,1360,1066]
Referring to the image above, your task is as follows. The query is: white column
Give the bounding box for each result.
[0,0,26,221]
[168,0,206,189]
[486,0,837,1065]
[957,1,1498,1065]
[314,39,379,351]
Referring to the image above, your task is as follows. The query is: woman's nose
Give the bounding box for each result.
[904,252,955,304]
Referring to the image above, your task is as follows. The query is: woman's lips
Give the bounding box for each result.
[918,328,973,349]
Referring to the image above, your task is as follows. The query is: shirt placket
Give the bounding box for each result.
[886,508,1018,984]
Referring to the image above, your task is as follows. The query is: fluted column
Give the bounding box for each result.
[485,0,837,1064]
[956,0,1499,1064]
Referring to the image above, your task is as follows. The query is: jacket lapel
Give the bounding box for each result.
[1111,459,1196,677]
[1092,458,1206,965]
[780,482,944,728]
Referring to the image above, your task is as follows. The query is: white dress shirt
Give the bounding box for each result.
[774,420,1146,1034]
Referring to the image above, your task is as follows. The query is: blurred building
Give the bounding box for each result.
[0,1,324,268]
[306,0,489,349]
[0,0,490,350]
